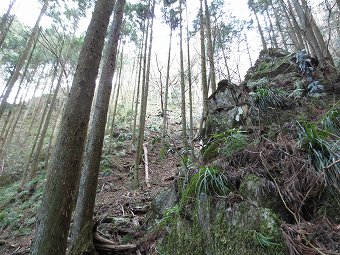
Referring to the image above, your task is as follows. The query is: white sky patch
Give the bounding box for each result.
[1,0,261,103]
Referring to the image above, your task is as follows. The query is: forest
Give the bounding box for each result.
[0,0,339,254]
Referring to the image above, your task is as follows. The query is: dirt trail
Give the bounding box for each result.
[0,128,182,254]
[93,129,181,254]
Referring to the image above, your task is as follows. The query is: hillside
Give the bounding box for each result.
[0,48,339,255]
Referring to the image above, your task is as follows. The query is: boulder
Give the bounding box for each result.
[150,182,178,216]
[201,80,247,142]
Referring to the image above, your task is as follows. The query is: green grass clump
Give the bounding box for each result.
[205,128,248,159]
[254,86,286,114]
[220,130,248,157]
[297,120,340,191]
[158,204,181,227]
[181,167,230,205]
[320,107,340,136]
[253,230,280,248]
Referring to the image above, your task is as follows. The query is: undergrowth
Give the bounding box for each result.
[180,166,230,206]
[253,86,286,114]
[320,106,339,136]
[203,128,249,161]
[297,120,340,192]
[0,172,45,237]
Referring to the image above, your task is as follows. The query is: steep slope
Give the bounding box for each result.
[153,48,340,255]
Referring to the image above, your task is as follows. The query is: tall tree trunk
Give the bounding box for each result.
[186,6,195,161]
[132,0,155,189]
[0,47,37,156]
[0,82,29,158]
[271,3,290,51]
[44,106,62,174]
[0,0,16,48]
[204,0,216,93]
[265,8,278,48]
[132,32,145,144]
[278,0,304,50]
[198,0,208,136]
[69,2,124,254]
[179,0,187,149]
[249,2,267,50]
[161,28,172,156]
[244,34,253,68]
[3,82,29,146]
[21,77,56,187]
[30,1,115,254]
[29,60,66,181]
[24,72,49,144]
[0,15,14,49]
[130,47,142,132]
[300,0,336,73]
[0,0,47,120]
[108,47,124,153]
[290,0,326,66]
[221,47,231,80]
[17,66,42,143]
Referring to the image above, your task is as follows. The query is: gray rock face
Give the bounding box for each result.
[207,80,241,113]
[245,48,296,80]
[151,183,178,216]
[202,80,247,142]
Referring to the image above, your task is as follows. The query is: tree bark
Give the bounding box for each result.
[179,0,187,149]
[108,47,124,153]
[204,0,216,93]
[271,2,290,51]
[265,8,278,48]
[290,0,327,68]
[133,0,155,189]
[131,35,145,144]
[300,0,336,72]
[278,0,304,50]
[161,28,172,156]
[198,0,208,136]
[69,2,124,254]
[30,1,115,254]
[186,5,195,161]
[21,69,57,188]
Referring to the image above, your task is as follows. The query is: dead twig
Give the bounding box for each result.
[143,143,151,188]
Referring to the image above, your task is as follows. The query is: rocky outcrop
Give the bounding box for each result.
[154,48,340,255]
[201,80,248,143]
[245,48,296,80]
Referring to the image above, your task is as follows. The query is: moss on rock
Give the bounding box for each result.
[160,197,286,255]
[202,140,221,162]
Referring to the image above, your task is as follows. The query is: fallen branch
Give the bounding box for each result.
[325,159,340,169]
[94,231,118,245]
[143,143,151,188]
[95,242,137,251]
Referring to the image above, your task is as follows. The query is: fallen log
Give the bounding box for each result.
[95,242,137,251]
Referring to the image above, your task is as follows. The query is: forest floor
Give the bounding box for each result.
[0,121,185,255]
